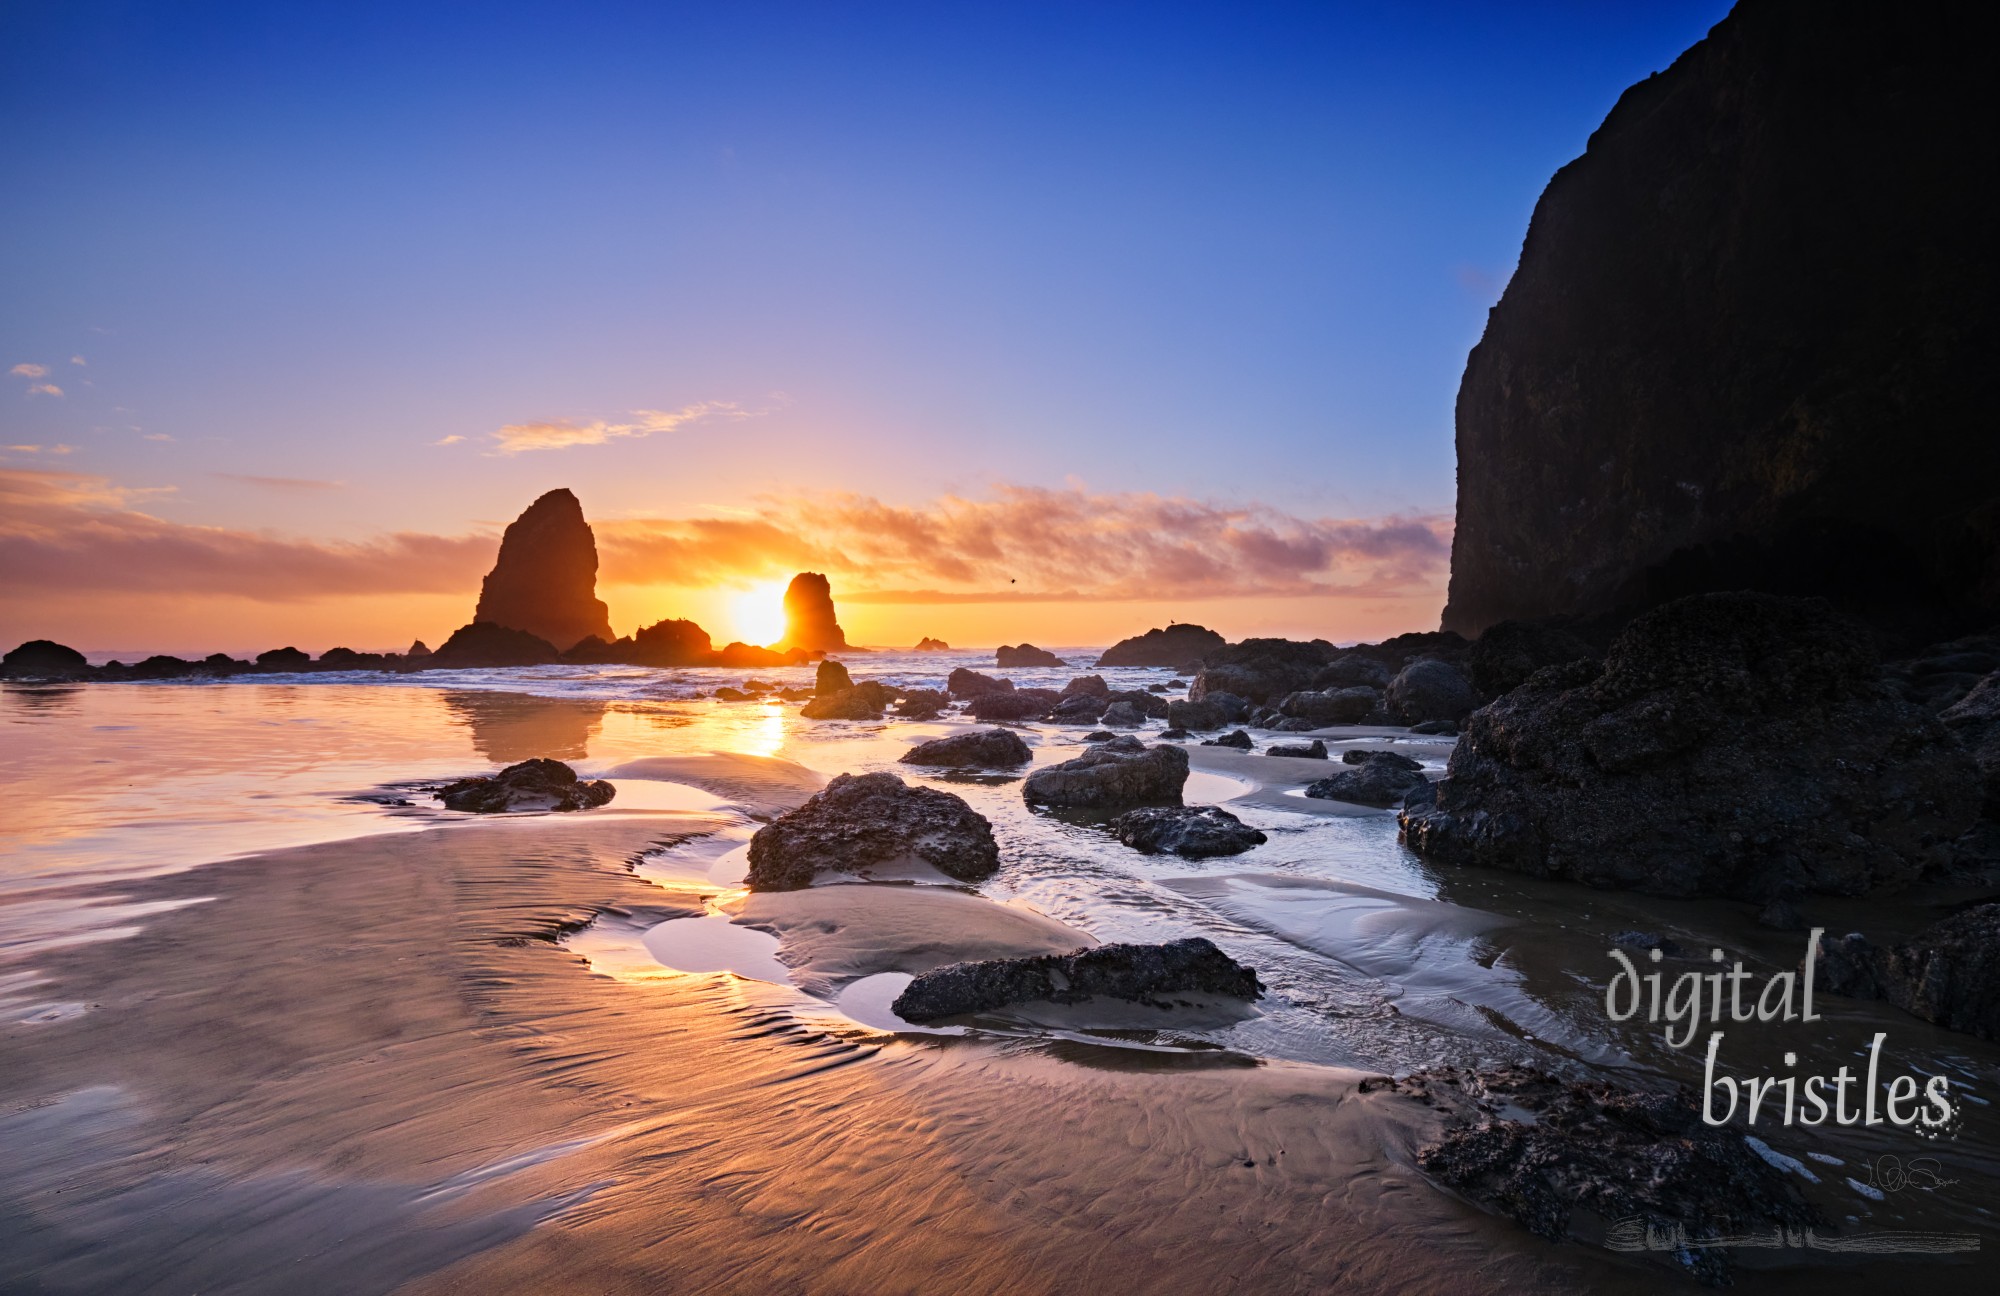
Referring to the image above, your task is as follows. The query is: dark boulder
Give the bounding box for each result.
[1190,638,1336,704]
[800,682,894,720]
[1158,727,1189,740]
[914,636,950,651]
[1408,720,1459,736]
[1201,729,1253,751]
[1266,739,1327,760]
[627,618,714,667]
[1110,806,1267,858]
[429,622,561,668]
[1061,674,1110,697]
[1278,686,1379,725]
[1,640,88,679]
[899,728,1033,768]
[317,647,389,671]
[892,688,948,719]
[1166,697,1225,730]
[746,772,998,890]
[1384,660,1480,726]
[714,641,809,669]
[780,572,849,653]
[1050,693,1110,724]
[1467,619,1601,697]
[1813,906,2000,1041]
[1022,741,1188,809]
[435,758,615,813]
[129,655,197,679]
[815,659,853,694]
[1307,753,1428,807]
[1940,672,2000,815]
[1401,593,1979,899]
[405,639,431,659]
[473,488,615,652]
[1094,623,1227,668]
[1343,748,1422,770]
[947,667,1013,698]
[996,643,1065,668]
[1310,653,1392,691]
[1106,688,1170,719]
[890,937,1262,1022]
[1099,700,1146,728]
[969,689,1058,722]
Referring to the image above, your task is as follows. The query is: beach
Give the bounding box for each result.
[4,658,1996,1293]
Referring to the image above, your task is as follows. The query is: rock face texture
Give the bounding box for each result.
[898,728,1033,768]
[1442,1,2000,639]
[890,937,1262,1022]
[1401,593,1978,900]
[745,772,998,890]
[1022,742,1188,809]
[779,573,848,653]
[1094,623,1227,668]
[1815,905,2000,1041]
[435,759,614,813]
[474,489,615,652]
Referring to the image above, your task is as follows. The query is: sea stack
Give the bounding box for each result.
[1442,0,1997,639]
[780,572,848,652]
[472,489,615,652]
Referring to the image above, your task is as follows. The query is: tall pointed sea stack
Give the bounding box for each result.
[779,572,848,652]
[473,488,615,652]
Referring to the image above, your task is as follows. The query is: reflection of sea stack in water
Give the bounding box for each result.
[472,489,615,652]
[779,572,848,652]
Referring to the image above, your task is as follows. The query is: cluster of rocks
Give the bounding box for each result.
[434,758,615,813]
[890,937,1263,1023]
[1372,1066,1820,1287]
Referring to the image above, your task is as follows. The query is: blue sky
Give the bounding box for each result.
[1,0,1736,649]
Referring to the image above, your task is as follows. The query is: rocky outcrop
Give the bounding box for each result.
[474,488,614,652]
[1940,673,2000,815]
[1022,741,1188,809]
[779,573,848,652]
[1094,623,1227,668]
[1201,730,1252,751]
[892,688,948,719]
[899,728,1033,768]
[1443,1,2000,639]
[1099,700,1146,728]
[1380,1066,1819,1287]
[1465,619,1601,697]
[1191,639,1336,704]
[1814,905,2000,1041]
[890,937,1262,1022]
[1266,739,1327,760]
[1,639,88,679]
[1384,660,1480,726]
[800,681,896,720]
[1307,750,1427,808]
[1401,593,1979,900]
[914,636,950,651]
[968,689,1058,722]
[997,643,1065,668]
[745,772,998,890]
[1110,806,1266,857]
[435,758,614,813]
[430,621,562,668]
[1061,674,1109,697]
[1277,686,1378,725]
[256,646,312,671]
[626,618,714,666]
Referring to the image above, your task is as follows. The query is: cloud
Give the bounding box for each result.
[69,355,86,366]
[142,433,175,442]
[213,474,345,492]
[432,434,466,446]
[490,401,749,455]
[27,383,63,397]
[0,469,492,600]
[6,444,78,455]
[10,363,48,378]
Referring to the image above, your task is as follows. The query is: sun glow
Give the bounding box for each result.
[727,580,790,647]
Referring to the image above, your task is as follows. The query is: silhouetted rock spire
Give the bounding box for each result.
[780,572,848,652]
[473,489,614,652]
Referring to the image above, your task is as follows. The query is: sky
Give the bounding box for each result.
[1,0,1734,654]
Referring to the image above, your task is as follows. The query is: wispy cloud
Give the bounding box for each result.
[432,434,466,446]
[10,363,47,378]
[142,433,175,442]
[5,444,78,455]
[27,383,63,398]
[69,355,86,366]
[490,401,751,455]
[213,474,345,492]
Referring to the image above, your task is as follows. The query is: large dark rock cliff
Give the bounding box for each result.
[1443,0,1998,641]
[473,489,615,652]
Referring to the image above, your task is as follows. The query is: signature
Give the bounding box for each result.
[1860,1154,1957,1193]
[1608,1219,1979,1256]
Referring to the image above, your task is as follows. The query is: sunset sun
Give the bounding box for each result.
[727,580,790,647]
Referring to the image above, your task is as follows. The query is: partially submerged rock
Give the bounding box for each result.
[1023,741,1188,809]
[1306,751,1427,807]
[1110,806,1266,858]
[1384,659,1480,726]
[892,688,948,719]
[1277,686,1378,725]
[1191,639,1336,704]
[815,659,853,694]
[1379,1066,1820,1287]
[1094,623,1227,668]
[1098,699,1146,728]
[800,682,894,720]
[969,689,1058,721]
[899,728,1033,768]
[1813,904,2000,1040]
[429,621,562,668]
[1200,729,1253,750]
[1401,593,1978,900]
[1,639,89,679]
[890,937,1262,1022]
[947,667,1013,698]
[1266,739,1327,759]
[435,758,615,813]
[746,772,999,890]
[996,643,1065,667]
